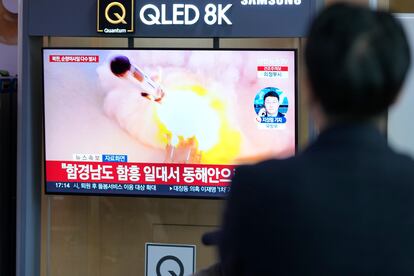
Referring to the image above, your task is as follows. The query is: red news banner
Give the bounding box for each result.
[257,66,288,72]
[49,55,100,63]
[46,161,235,186]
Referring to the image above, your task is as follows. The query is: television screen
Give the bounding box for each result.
[43,48,297,198]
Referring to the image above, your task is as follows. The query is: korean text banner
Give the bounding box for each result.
[43,49,296,197]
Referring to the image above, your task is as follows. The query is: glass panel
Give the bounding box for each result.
[43,196,221,276]
[389,0,414,12]
[220,38,299,48]
[47,37,128,48]
[134,38,212,48]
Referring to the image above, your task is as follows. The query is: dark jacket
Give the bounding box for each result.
[219,123,414,276]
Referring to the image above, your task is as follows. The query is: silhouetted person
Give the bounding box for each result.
[211,3,414,275]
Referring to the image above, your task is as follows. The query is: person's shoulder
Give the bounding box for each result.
[236,158,289,172]
[255,156,296,170]
[234,157,297,183]
[391,151,414,174]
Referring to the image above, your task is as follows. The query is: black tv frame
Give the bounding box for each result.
[41,47,298,199]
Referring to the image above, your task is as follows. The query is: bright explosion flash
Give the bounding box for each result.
[98,54,242,165]
[157,89,220,151]
[153,85,241,164]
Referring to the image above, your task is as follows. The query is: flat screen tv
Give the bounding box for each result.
[43,48,297,198]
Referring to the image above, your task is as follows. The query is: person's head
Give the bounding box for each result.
[263,91,280,116]
[305,3,411,126]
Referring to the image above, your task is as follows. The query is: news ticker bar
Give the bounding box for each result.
[46,181,230,197]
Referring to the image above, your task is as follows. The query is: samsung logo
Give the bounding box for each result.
[241,0,301,5]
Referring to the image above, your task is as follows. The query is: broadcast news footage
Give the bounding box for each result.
[43,48,296,198]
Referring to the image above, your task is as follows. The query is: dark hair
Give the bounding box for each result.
[305,3,411,120]
[263,91,280,102]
